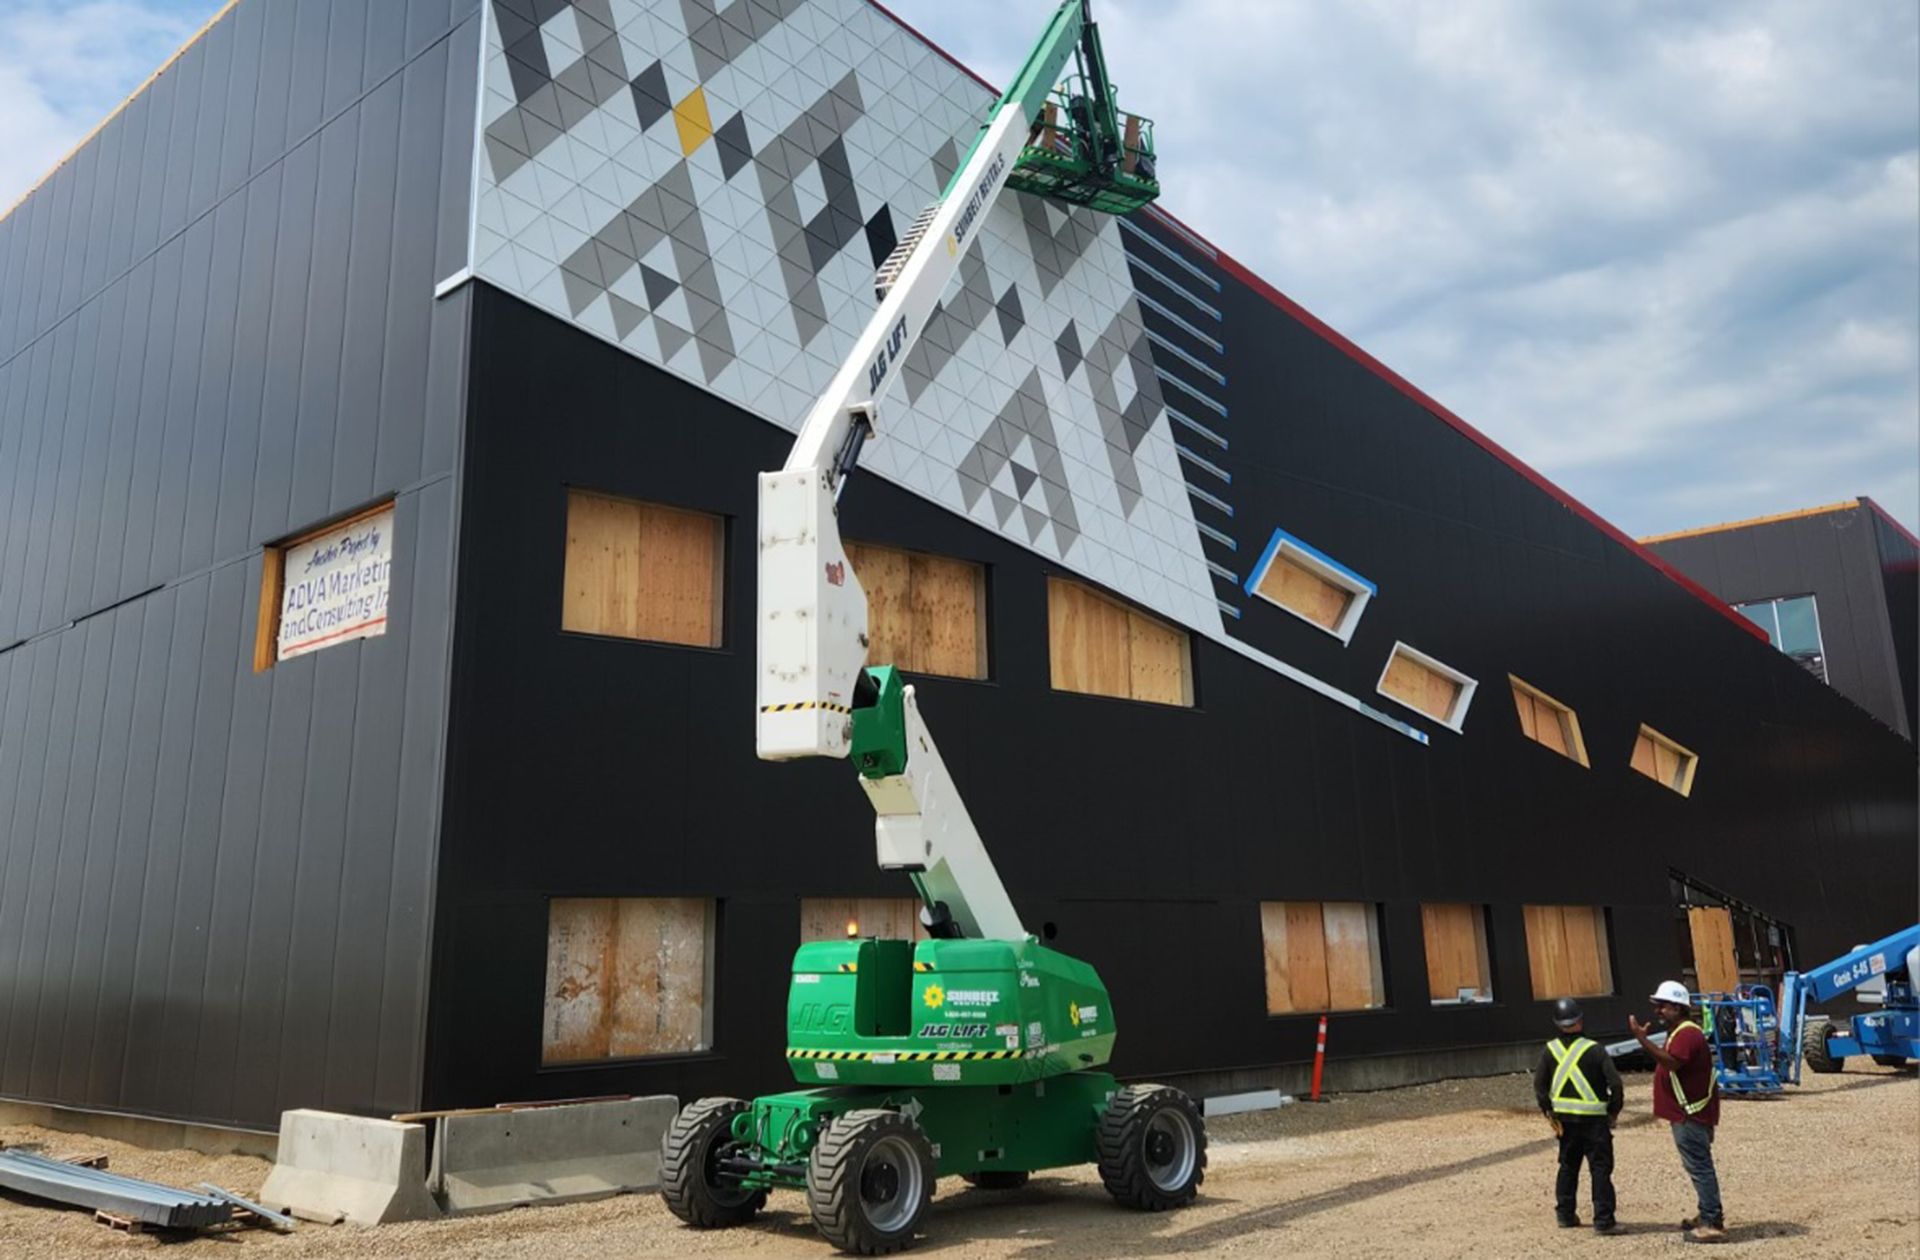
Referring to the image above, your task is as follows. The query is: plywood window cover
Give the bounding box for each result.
[1632,723,1699,797]
[1259,900,1387,1015]
[1375,641,1477,732]
[1244,527,1376,644]
[1420,902,1494,1005]
[560,489,724,648]
[1509,675,1590,767]
[253,498,395,673]
[1046,577,1194,707]
[1523,904,1616,1000]
[541,897,715,1065]
[843,540,989,680]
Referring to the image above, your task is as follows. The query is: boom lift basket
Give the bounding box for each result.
[1008,80,1159,214]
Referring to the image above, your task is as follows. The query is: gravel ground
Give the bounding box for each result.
[0,1063,1912,1258]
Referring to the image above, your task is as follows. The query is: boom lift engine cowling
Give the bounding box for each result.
[660,3,1200,1254]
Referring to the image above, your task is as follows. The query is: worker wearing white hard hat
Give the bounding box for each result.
[1630,981,1726,1244]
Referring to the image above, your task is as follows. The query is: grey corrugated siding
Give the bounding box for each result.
[0,0,480,1129]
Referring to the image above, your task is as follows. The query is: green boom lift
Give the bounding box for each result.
[660,5,1198,1253]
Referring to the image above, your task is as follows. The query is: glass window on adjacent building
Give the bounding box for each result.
[1734,594,1827,681]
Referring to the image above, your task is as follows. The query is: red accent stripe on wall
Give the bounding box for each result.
[1171,215,1768,643]
[861,2,1767,644]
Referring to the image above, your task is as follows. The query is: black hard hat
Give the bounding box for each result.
[1552,997,1584,1029]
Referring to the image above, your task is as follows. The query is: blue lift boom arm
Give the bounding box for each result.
[1778,924,1920,1084]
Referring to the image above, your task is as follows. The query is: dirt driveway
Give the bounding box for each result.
[1,1065,1912,1258]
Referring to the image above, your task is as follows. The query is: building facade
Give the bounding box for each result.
[0,0,1913,1135]
[1645,499,1919,743]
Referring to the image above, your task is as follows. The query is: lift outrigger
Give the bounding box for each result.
[658,3,1198,1254]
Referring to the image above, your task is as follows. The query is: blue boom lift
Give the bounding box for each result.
[1697,924,1920,1097]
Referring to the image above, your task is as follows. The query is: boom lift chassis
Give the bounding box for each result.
[1696,925,1919,1097]
[659,4,1201,1254]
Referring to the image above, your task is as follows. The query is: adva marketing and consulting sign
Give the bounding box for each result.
[277,506,394,661]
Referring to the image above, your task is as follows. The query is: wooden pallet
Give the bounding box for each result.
[94,1209,143,1234]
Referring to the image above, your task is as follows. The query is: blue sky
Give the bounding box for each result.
[3,0,1915,534]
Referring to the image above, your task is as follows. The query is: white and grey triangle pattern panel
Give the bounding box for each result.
[472,0,1224,639]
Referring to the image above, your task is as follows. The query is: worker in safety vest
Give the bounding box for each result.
[1630,980,1725,1244]
[1532,997,1623,1233]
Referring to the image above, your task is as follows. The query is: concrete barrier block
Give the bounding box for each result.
[258,1109,442,1225]
[429,1095,678,1216]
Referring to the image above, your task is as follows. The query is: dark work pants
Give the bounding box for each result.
[1555,1118,1616,1224]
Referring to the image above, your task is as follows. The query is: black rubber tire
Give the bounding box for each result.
[1801,1017,1842,1075]
[962,1170,1030,1190]
[660,1097,769,1228]
[1871,1054,1911,1068]
[1096,1084,1208,1211]
[806,1108,935,1255]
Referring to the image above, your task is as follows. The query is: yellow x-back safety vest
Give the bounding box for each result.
[1667,1020,1716,1116]
[1547,1037,1607,1116]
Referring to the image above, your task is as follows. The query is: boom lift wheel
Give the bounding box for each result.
[1801,1017,1843,1074]
[659,1098,769,1227]
[806,1109,935,1255]
[1096,1084,1207,1210]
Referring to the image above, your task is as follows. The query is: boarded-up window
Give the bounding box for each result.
[800,897,927,943]
[1687,906,1740,995]
[1510,676,1589,767]
[542,897,712,1063]
[561,490,722,646]
[1247,530,1373,642]
[1377,642,1475,730]
[254,501,396,671]
[1630,725,1697,797]
[1047,578,1193,706]
[844,542,987,679]
[1523,905,1615,1000]
[1259,901,1385,1014]
[1421,903,1494,1004]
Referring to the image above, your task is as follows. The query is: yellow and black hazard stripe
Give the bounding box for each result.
[836,962,857,973]
[895,1050,1021,1061]
[785,1048,1022,1062]
[788,1049,871,1061]
[760,701,852,715]
[912,961,933,972]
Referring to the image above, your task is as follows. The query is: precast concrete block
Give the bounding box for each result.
[429,1095,678,1216]
[258,1109,442,1225]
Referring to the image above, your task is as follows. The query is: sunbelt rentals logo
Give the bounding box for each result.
[922,984,945,1009]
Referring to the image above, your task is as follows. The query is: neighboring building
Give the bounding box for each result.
[0,0,1913,1137]
[1644,499,1919,742]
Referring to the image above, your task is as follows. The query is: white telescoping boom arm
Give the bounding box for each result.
[756,2,1099,941]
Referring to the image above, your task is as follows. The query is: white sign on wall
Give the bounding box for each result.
[277,506,394,661]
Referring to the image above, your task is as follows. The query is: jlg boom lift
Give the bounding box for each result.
[658,3,1203,1253]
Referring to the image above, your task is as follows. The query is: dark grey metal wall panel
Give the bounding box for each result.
[1869,507,1918,736]
[0,0,483,1128]
[1650,507,1910,739]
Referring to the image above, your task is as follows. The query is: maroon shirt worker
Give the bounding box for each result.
[1629,980,1725,1244]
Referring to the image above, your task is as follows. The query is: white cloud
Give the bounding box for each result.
[893,0,1920,534]
[0,1,207,217]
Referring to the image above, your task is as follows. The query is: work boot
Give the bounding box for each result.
[1557,1216,1581,1229]
[1686,1224,1729,1244]
[1594,1221,1622,1236]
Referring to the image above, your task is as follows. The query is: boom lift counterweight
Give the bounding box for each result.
[661,4,1200,1253]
